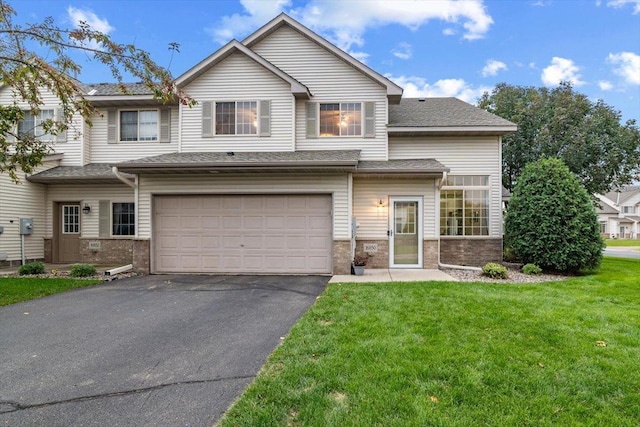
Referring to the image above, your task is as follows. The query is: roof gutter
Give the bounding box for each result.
[112,166,136,188]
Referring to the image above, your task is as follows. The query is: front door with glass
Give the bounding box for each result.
[389,197,423,268]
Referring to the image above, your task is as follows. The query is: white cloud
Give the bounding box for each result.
[541,57,584,86]
[608,52,640,85]
[67,7,114,34]
[388,75,491,104]
[599,80,614,90]
[442,28,457,36]
[206,0,292,44]
[392,42,412,60]
[606,0,640,14]
[208,0,493,52]
[482,59,507,77]
[529,62,537,69]
[67,7,114,49]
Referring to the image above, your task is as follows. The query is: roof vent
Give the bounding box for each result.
[418,98,426,102]
[227,152,235,156]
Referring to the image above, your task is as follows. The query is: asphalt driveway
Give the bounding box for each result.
[0,274,328,426]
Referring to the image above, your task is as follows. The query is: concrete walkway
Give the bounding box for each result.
[329,268,457,283]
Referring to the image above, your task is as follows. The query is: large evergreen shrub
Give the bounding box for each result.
[505,158,604,273]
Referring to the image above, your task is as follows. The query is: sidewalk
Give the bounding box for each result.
[329,268,457,283]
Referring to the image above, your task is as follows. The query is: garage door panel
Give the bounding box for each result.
[154,194,332,274]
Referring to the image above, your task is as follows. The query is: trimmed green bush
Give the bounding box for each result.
[505,158,604,273]
[70,264,97,277]
[522,263,542,275]
[482,262,508,279]
[18,261,46,276]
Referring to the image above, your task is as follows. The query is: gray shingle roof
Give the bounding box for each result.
[116,150,361,167]
[596,202,619,214]
[389,98,516,128]
[603,186,640,205]
[84,82,153,96]
[356,159,448,173]
[27,163,134,183]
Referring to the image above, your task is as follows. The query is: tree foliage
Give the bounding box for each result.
[479,82,640,195]
[0,1,192,181]
[505,158,604,273]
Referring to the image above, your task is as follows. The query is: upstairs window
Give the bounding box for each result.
[319,102,361,136]
[120,110,158,141]
[440,176,490,237]
[215,101,257,135]
[18,109,54,141]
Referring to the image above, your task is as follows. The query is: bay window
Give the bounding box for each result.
[440,176,489,236]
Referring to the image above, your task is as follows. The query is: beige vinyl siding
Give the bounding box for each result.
[389,136,502,236]
[353,178,437,239]
[89,108,179,163]
[0,86,83,166]
[251,25,388,160]
[0,162,59,262]
[137,174,349,240]
[181,53,294,152]
[45,184,134,238]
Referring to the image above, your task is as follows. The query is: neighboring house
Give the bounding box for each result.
[596,186,640,239]
[0,14,516,274]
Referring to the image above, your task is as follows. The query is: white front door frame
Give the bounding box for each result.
[389,196,423,269]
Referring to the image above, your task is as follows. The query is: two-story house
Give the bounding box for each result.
[597,186,640,239]
[0,14,516,274]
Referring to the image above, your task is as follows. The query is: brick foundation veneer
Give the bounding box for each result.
[80,239,134,265]
[332,240,352,275]
[356,240,389,269]
[44,238,52,263]
[423,239,438,269]
[440,238,503,266]
[133,240,150,274]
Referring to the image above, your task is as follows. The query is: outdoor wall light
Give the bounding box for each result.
[82,204,91,214]
[377,199,385,209]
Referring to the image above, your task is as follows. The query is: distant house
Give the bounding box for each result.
[596,186,640,239]
[0,13,517,273]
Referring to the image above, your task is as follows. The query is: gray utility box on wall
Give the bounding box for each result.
[20,218,34,235]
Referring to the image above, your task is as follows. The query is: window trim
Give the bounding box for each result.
[111,201,136,238]
[440,175,490,237]
[317,102,363,137]
[118,109,160,142]
[214,100,258,136]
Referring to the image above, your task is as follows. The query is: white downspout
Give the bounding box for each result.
[111,166,136,189]
[436,171,482,272]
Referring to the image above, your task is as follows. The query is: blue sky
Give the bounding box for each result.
[10,0,640,122]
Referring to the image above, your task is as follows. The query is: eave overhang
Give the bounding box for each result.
[27,163,135,184]
[83,94,178,107]
[388,125,518,137]
[112,150,361,175]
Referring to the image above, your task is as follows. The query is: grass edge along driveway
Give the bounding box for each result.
[219,257,640,427]
[0,277,102,306]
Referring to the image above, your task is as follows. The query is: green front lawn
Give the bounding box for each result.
[605,239,640,247]
[0,277,102,306]
[220,257,640,426]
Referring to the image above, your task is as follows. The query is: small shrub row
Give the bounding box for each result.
[70,264,97,277]
[522,263,542,275]
[18,261,46,275]
[482,262,508,279]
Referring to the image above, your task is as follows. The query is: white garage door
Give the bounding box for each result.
[153,194,332,274]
